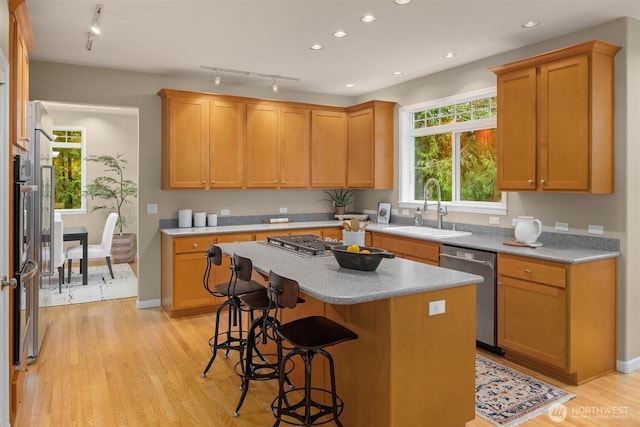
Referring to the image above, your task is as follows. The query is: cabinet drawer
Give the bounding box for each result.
[372,233,440,264]
[174,235,217,254]
[498,254,566,288]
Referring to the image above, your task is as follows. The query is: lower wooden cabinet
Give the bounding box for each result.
[161,227,341,317]
[371,232,440,265]
[497,253,616,384]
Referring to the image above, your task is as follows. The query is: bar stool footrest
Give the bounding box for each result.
[271,387,344,426]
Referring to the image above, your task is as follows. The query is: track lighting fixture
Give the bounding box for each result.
[200,65,299,91]
[86,4,103,51]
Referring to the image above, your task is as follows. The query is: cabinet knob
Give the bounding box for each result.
[281,181,285,184]
[201,180,205,185]
[540,179,546,185]
[524,268,531,274]
[211,181,215,185]
[274,180,277,184]
[528,179,534,185]
[192,243,198,248]
[497,281,502,286]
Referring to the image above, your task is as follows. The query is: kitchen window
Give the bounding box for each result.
[399,88,506,215]
[52,126,87,213]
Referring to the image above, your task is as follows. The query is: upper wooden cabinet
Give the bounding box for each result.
[347,101,395,189]
[491,40,620,193]
[9,3,33,150]
[246,104,311,188]
[310,110,348,188]
[158,89,393,190]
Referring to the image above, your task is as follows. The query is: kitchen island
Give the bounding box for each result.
[217,241,483,427]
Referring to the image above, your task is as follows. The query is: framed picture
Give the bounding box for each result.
[377,202,391,224]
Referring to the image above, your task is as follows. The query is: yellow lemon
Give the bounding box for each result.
[360,249,371,254]
[347,244,360,253]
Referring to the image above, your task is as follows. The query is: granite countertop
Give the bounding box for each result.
[160,220,620,264]
[216,241,483,305]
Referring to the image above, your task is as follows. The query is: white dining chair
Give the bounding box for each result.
[43,216,66,292]
[66,212,119,283]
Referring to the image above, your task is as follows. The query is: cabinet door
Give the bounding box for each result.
[280,107,310,188]
[497,277,567,369]
[496,67,537,191]
[164,96,210,189]
[210,100,245,188]
[174,251,217,310]
[347,108,374,188]
[246,103,279,188]
[310,110,348,188]
[538,54,589,191]
[11,14,30,149]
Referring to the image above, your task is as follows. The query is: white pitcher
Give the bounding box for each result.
[514,216,542,244]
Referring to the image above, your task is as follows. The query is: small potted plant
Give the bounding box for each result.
[85,153,138,263]
[323,189,354,215]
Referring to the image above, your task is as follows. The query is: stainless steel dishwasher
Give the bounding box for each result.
[439,245,502,354]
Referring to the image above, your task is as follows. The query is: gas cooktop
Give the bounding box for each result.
[265,234,339,257]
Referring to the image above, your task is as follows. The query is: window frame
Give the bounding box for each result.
[398,87,507,215]
[52,126,87,215]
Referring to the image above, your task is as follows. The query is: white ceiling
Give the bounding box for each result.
[27,0,640,97]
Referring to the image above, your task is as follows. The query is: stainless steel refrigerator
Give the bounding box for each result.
[28,101,55,361]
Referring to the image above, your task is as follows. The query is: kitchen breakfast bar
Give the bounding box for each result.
[217,241,483,426]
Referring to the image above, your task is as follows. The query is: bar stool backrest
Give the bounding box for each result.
[232,254,254,282]
[267,270,300,309]
[206,244,223,266]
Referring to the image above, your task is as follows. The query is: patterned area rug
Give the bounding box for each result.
[476,354,576,426]
[49,263,137,306]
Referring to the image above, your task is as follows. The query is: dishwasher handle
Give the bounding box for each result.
[439,252,491,266]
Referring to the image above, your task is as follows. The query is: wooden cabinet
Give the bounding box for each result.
[491,40,620,193]
[371,232,440,266]
[246,104,310,188]
[497,253,616,384]
[310,110,348,188]
[347,101,395,189]
[9,8,32,150]
[209,99,245,188]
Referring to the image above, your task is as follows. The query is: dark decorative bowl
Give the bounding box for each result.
[330,245,395,271]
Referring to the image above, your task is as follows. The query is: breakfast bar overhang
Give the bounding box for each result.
[217,241,483,426]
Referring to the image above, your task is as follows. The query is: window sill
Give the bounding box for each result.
[398,201,507,216]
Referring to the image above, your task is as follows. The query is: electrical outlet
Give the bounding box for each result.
[402,209,410,216]
[221,209,230,216]
[428,300,446,316]
[146,203,158,214]
[588,224,604,235]
[279,207,288,214]
[391,209,398,216]
[489,216,499,225]
[555,222,569,232]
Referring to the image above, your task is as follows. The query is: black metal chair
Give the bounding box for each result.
[201,245,265,378]
[267,271,358,427]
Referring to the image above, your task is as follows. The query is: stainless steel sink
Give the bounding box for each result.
[383,226,471,239]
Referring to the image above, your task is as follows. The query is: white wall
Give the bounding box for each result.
[45,109,139,242]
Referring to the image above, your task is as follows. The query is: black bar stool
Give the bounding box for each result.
[201,246,265,378]
[267,271,358,427]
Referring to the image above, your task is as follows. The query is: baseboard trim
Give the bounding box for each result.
[617,357,640,373]
[136,298,161,310]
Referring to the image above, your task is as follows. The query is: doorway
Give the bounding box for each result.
[40,101,139,306]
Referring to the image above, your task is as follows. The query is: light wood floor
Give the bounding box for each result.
[15,298,639,426]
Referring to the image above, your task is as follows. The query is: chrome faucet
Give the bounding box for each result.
[423,178,447,229]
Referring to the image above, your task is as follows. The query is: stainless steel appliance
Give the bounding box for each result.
[439,244,502,354]
[28,100,56,361]
[12,154,38,366]
[264,234,337,257]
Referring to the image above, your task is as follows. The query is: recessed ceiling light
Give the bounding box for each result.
[345,83,356,88]
[361,14,376,23]
[443,52,457,59]
[310,44,323,50]
[333,30,347,38]
[522,21,540,28]
[394,0,413,4]
[392,71,403,75]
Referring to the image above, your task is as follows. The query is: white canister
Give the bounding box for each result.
[207,213,218,227]
[343,230,365,247]
[178,209,192,228]
[193,212,207,227]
